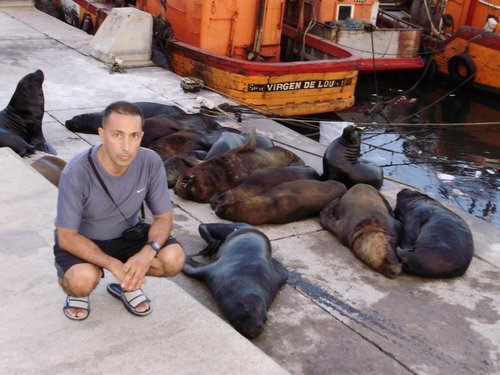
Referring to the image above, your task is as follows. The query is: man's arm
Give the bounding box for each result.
[57,226,127,282]
[120,211,174,291]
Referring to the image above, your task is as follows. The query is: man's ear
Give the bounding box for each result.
[98,127,104,138]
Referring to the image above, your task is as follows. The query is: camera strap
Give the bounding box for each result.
[87,147,145,227]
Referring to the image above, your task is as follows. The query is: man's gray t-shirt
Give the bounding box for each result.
[55,146,172,241]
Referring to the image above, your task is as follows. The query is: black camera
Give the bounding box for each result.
[122,221,150,242]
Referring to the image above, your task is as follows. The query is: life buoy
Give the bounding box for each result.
[448,53,476,84]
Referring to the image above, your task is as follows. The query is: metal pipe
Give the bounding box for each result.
[248,0,267,60]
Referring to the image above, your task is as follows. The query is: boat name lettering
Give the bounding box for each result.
[248,78,353,92]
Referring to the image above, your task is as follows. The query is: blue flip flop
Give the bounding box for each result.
[107,283,152,317]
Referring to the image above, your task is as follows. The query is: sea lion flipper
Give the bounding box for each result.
[319,197,340,229]
[35,140,57,155]
[182,256,210,279]
[197,222,253,256]
[197,240,222,257]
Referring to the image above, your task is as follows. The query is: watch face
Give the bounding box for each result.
[150,241,161,252]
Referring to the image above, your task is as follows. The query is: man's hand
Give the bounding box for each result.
[120,248,155,291]
[106,258,128,286]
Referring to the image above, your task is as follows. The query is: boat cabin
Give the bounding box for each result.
[136,0,285,62]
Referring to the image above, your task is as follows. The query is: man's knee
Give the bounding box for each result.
[157,244,185,276]
[60,263,101,296]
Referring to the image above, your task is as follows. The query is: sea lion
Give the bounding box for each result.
[204,131,274,160]
[142,113,224,147]
[0,69,56,157]
[31,155,66,187]
[322,125,383,189]
[320,183,402,278]
[211,165,321,208]
[163,150,207,188]
[213,179,347,224]
[174,144,303,203]
[183,223,288,338]
[394,188,474,278]
[64,102,187,134]
[148,130,211,160]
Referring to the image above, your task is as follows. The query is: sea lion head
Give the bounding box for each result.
[174,167,217,202]
[226,293,267,339]
[340,125,360,147]
[174,171,198,199]
[8,69,45,126]
[338,125,361,162]
[352,230,402,279]
[164,151,206,188]
[65,112,103,133]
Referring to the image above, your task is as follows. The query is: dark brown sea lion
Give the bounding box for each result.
[142,113,224,147]
[0,69,56,157]
[213,179,347,224]
[322,125,383,189]
[174,144,303,203]
[31,156,66,187]
[320,183,402,278]
[64,102,187,134]
[183,223,288,338]
[163,150,207,188]
[394,188,474,278]
[211,165,321,208]
[148,130,211,160]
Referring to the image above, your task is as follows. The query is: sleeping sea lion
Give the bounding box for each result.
[204,131,274,160]
[163,150,207,188]
[394,188,474,278]
[211,165,321,208]
[213,179,347,224]
[148,130,211,161]
[142,113,224,147]
[320,183,402,278]
[64,102,187,134]
[322,125,383,189]
[31,155,66,187]
[0,69,56,157]
[174,143,303,203]
[183,223,288,338]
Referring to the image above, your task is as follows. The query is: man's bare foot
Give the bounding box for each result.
[63,296,90,321]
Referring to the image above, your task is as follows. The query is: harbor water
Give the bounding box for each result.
[318,70,500,227]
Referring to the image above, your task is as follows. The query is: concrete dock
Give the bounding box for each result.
[0,5,499,375]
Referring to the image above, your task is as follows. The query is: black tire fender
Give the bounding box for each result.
[448,53,476,83]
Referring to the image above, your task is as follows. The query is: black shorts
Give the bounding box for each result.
[53,230,180,278]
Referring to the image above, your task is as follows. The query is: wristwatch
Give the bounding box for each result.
[149,241,162,252]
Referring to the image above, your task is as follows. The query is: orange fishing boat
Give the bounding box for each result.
[54,0,363,117]
[283,0,425,71]
[408,0,500,93]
